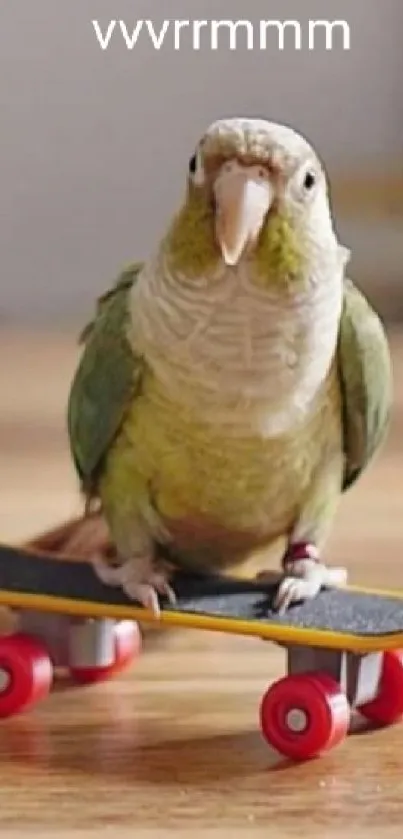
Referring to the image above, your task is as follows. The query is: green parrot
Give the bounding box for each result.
[67,117,392,615]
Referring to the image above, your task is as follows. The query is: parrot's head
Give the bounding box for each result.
[165,117,349,288]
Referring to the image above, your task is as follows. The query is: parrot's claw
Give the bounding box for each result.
[273,559,348,614]
[121,579,175,617]
[124,573,177,616]
[91,554,176,617]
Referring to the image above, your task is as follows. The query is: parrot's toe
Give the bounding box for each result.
[123,573,177,615]
[91,553,176,617]
[273,559,348,614]
[274,575,322,613]
[126,582,162,615]
[91,553,123,586]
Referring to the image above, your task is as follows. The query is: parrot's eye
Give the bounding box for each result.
[289,164,319,202]
[303,171,316,191]
[188,149,205,186]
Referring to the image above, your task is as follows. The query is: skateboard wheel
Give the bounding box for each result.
[359,650,403,726]
[260,672,350,760]
[0,633,53,718]
[70,621,142,684]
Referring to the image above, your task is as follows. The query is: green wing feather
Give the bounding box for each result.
[338,278,393,491]
[67,261,144,498]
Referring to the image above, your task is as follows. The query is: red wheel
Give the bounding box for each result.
[0,633,53,718]
[260,672,350,760]
[70,621,142,684]
[359,651,403,725]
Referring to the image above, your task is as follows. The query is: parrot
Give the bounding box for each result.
[67,117,393,615]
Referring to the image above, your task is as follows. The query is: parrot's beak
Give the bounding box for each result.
[213,164,274,266]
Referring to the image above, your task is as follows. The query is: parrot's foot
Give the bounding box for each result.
[91,554,176,617]
[273,542,347,614]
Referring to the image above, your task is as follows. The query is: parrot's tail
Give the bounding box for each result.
[24,511,115,562]
[22,513,164,640]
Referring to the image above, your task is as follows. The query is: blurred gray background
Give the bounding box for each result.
[0,0,402,325]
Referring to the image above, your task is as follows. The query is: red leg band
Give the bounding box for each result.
[282,541,320,569]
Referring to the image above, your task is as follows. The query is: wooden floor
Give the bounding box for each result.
[1,327,403,838]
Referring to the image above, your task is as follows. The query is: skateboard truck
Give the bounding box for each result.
[0,608,142,719]
[259,642,403,760]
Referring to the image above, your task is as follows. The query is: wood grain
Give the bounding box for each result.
[0,327,403,837]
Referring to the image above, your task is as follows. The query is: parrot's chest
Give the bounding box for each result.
[110,367,342,535]
[130,259,343,436]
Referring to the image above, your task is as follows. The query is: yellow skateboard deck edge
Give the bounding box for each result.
[0,586,403,654]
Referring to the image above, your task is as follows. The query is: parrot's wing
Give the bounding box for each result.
[67,262,144,498]
[338,278,393,491]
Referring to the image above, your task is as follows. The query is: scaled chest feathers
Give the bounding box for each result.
[102,358,343,532]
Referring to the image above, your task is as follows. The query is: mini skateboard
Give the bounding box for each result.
[0,542,403,761]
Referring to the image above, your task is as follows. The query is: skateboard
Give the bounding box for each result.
[0,541,403,761]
